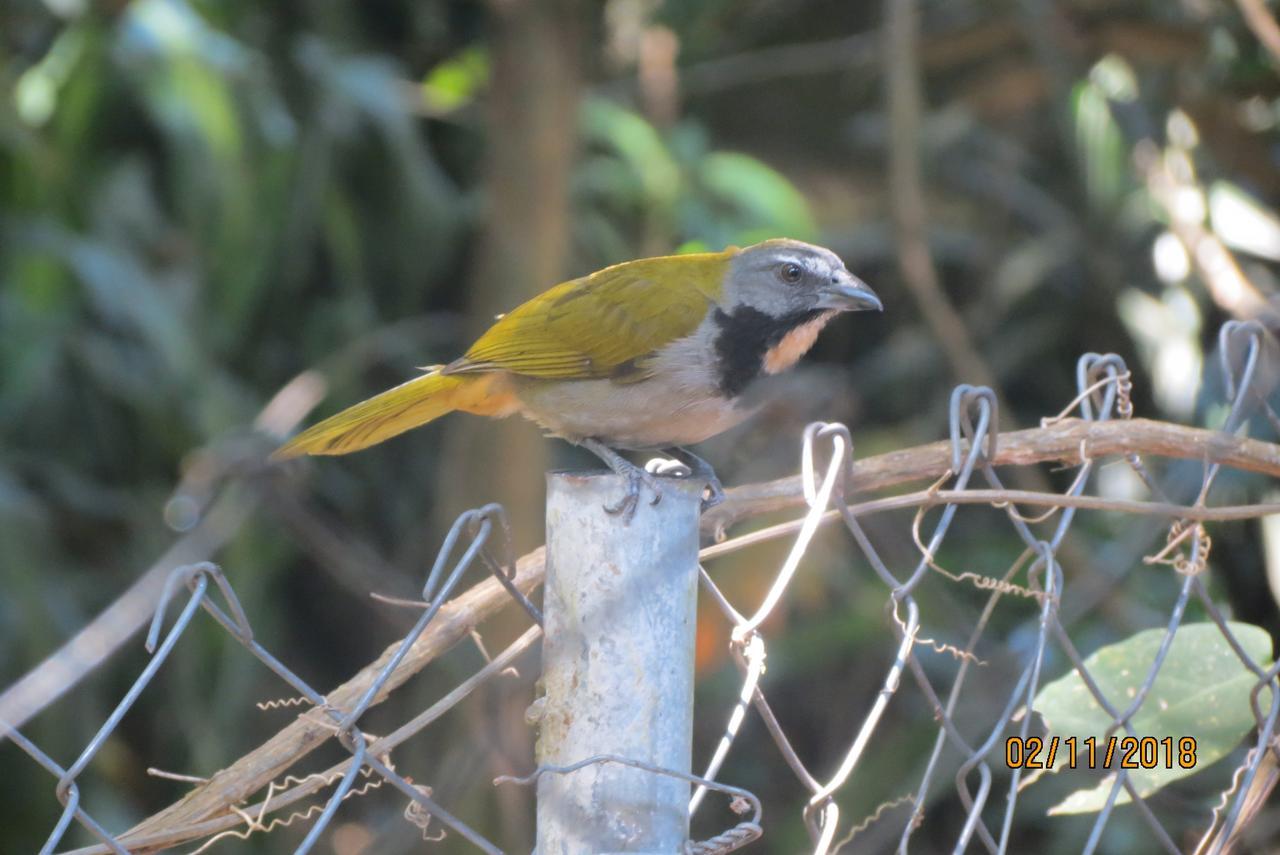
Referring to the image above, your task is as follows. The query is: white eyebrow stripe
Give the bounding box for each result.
[783,253,833,275]
[778,253,818,268]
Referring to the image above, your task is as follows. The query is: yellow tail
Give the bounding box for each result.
[273,371,510,458]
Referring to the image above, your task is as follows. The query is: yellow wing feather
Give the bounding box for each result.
[448,250,732,380]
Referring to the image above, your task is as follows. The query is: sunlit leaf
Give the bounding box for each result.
[1209,180,1280,262]
[421,47,488,113]
[1032,622,1273,815]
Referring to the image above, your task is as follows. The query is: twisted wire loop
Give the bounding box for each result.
[683,821,764,854]
[495,753,764,854]
[471,502,544,626]
[38,564,229,854]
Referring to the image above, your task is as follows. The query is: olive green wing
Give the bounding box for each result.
[447,251,731,381]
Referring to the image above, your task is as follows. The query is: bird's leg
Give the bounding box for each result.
[580,438,665,522]
[664,447,726,512]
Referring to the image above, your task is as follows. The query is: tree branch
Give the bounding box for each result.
[702,417,1280,532]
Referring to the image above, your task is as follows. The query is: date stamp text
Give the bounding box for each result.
[1005,736,1197,770]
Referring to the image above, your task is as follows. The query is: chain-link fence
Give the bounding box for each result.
[5,319,1280,854]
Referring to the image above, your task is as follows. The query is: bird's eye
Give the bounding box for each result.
[780,262,803,284]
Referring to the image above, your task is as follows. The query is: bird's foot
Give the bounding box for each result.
[664,447,726,513]
[602,460,666,522]
[581,438,665,523]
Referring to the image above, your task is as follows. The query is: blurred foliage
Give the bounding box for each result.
[576,96,818,259]
[4,0,1280,852]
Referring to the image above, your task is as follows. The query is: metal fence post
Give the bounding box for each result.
[537,470,702,854]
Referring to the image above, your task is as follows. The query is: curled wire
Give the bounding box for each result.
[495,754,763,855]
[147,561,252,652]
[949,385,999,472]
[732,422,850,640]
[471,503,543,626]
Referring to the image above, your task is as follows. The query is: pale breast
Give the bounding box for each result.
[512,375,749,449]
[509,319,750,449]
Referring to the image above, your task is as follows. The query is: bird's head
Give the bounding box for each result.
[722,238,881,317]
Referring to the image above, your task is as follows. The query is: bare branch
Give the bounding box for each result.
[703,417,1280,532]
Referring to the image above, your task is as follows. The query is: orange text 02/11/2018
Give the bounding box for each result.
[1004,735,1197,770]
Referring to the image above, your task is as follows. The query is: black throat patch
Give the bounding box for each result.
[711,306,827,398]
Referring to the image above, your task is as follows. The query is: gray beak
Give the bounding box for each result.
[818,270,882,312]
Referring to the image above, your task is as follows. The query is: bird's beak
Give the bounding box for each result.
[818,270,882,312]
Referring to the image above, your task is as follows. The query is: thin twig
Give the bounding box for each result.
[884,0,1000,391]
[1138,141,1270,319]
[1236,0,1280,66]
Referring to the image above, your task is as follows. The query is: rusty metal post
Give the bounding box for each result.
[536,470,702,854]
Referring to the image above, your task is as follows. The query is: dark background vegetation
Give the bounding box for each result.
[4,0,1280,852]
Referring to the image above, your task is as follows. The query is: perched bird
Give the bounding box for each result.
[274,238,881,517]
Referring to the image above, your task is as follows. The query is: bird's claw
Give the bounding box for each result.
[700,472,726,513]
[603,466,664,522]
[660,448,724,513]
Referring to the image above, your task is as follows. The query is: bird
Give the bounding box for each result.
[273,238,882,518]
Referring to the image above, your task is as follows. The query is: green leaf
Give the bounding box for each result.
[1031,622,1273,815]
[14,27,86,127]
[697,152,816,243]
[1072,55,1136,212]
[580,98,681,208]
[421,47,488,113]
